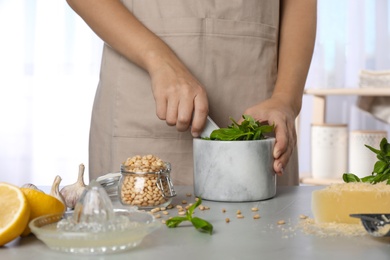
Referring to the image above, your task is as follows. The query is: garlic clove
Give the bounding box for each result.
[21,183,44,193]
[60,164,87,209]
[50,175,66,207]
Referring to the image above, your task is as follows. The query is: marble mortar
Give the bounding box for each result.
[193,137,276,202]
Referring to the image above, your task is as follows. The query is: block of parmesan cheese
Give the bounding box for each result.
[312,182,390,224]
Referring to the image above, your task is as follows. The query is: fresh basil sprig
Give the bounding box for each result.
[165,197,213,235]
[203,115,274,141]
[343,137,390,184]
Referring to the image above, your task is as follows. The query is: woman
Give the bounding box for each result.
[66,0,317,185]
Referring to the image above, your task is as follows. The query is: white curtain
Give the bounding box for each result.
[0,0,389,186]
[0,0,102,186]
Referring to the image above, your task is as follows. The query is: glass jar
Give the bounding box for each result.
[118,162,176,209]
[97,173,121,200]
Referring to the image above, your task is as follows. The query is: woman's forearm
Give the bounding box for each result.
[66,0,209,133]
[273,0,317,116]
[66,0,183,74]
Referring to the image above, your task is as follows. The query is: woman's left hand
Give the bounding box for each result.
[241,96,298,176]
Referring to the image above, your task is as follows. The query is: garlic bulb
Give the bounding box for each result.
[60,164,86,209]
[21,183,44,192]
[50,175,66,206]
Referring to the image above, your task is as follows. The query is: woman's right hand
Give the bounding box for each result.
[66,0,209,136]
[148,58,209,137]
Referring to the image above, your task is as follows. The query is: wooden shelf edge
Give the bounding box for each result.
[300,177,344,186]
[304,88,390,96]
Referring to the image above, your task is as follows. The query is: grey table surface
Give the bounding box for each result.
[2,185,390,260]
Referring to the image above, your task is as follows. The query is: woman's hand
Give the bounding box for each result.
[66,0,209,136]
[149,59,209,136]
[242,95,298,175]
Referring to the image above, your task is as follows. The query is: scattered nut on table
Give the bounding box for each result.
[253,214,261,219]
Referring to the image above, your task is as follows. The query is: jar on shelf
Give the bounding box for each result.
[118,156,176,209]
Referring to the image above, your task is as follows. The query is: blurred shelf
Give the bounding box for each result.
[304,87,390,124]
[305,87,390,96]
[299,177,344,186]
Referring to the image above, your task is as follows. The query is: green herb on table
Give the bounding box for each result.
[203,115,275,141]
[343,137,390,184]
[165,197,213,235]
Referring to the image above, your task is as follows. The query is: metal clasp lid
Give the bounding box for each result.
[156,163,176,198]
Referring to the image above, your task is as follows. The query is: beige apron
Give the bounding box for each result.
[89,0,299,186]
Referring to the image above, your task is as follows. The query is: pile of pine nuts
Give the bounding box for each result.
[120,155,170,207]
[122,154,165,173]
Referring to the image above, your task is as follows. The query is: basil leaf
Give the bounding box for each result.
[229,116,241,128]
[258,124,275,133]
[361,175,375,183]
[191,217,213,235]
[253,129,262,140]
[342,173,361,183]
[371,171,390,184]
[365,144,381,155]
[380,138,390,153]
[206,115,274,141]
[373,160,387,174]
[210,128,249,141]
[344,138,390,185]
[187,197,202,218]
[376,154,386,162]
[165,197,213,235]
[166,216,189,228]
[243,114,257,126]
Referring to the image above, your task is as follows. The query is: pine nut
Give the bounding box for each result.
[253,214,261,219]
[150,208,160,213]
[299,214,308,219]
